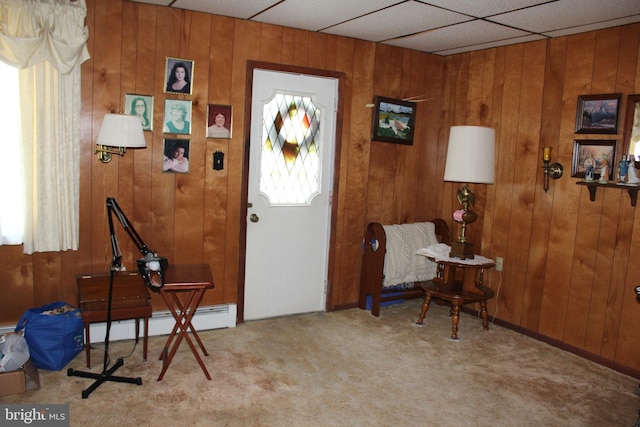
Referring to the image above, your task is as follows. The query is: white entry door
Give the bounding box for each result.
[244,69,338,321]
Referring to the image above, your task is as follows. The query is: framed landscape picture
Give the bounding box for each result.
[575,93,621,134]
[370,96,416,145]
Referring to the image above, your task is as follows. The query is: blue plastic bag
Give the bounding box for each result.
[15,301,84,371]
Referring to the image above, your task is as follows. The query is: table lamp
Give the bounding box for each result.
[443,126,495,259]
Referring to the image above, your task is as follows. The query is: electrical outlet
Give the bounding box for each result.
[495,257,504,272]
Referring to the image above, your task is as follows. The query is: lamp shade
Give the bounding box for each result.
[97,114,146,148]
[443,126,495,184]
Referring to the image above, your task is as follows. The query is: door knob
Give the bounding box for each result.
[249,213,259,223]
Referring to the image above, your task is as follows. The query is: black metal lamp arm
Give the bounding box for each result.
[105,197,168,289]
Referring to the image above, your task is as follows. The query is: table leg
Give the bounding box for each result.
[416,294,433,325]
[158,289,211,381]
[480,300,490,330]
[84,322,91,368]
[160,291,197,359]
[161,290,208,358]
[450,304,461,340]
[143,317,149,361]
[135,318,140,346]
[185,289,209,356]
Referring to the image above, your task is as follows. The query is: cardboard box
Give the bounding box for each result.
[0,358,40,397]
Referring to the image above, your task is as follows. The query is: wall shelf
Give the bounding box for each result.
[576,181,639,206]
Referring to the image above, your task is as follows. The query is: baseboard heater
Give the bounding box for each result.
[1,303,237,344]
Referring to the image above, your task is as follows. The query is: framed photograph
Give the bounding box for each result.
[206,104,232,139]
[164,57,194,95]
[571,139,616,181]
[370,96,416,145]
[162,139,190,174]
[163,99,192,135]
[124,93,153,131]
[575,93,622,134]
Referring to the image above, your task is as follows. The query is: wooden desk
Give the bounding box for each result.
[157,264,214,381]
[77,272,152,367]
[416,257,495,340]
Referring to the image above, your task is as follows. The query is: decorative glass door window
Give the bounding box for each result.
[260,93,321,205]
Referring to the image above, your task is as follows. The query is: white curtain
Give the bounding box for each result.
[0,0,89,253]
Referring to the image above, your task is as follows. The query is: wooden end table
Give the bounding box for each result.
[416,255,495,340]
[77,272,152,367]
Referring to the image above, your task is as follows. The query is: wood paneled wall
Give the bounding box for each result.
[0,0,638,375]
[441,25,640,374]
[0,1,444,319]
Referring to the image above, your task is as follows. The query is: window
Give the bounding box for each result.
[0,60,24,244]
[260,93,321,205]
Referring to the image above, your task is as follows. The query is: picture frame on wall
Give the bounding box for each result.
[571,139,616,181]
[370,96,416,145]
[162,138,190,174]
[575,93,622,134]
[206,104,232,139]
[164,57,194,95]
[163,99,192,135]
[124,93,153,131]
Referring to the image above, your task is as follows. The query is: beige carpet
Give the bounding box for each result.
[1,299,639,426]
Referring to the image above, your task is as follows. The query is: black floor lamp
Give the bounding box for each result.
[67,115,168,398]
[67,197,169,398]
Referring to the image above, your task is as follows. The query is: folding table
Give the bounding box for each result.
[157,264,214,381]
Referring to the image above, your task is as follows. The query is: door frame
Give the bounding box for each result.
[237,60,345,323]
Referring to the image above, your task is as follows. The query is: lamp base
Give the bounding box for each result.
[449,241,475,260]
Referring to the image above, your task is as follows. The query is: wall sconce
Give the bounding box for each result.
[542,147,563,192]
[95,114,146,163]
[443,126,495,260]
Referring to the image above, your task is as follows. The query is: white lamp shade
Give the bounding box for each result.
[443,126,495,184]
[97,114,146,148]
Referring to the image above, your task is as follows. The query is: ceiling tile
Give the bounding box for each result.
[435,34,546,55]
[252,0,401,32]
[171,0,281,19]
[321,1,471,42]
[123,0,640,55]
[489,0,640,33]
[543,16,640,38]
[129,0,172,6]
[384,19,533,53]
[421,0,551,18]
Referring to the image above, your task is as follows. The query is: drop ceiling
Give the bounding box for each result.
[130,0,640,56]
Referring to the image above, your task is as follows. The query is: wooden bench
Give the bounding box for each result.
[359,219,449,316]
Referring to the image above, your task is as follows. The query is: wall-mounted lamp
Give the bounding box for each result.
[444,126,495,260]
[95,114,146,163]
[542,147,563,192]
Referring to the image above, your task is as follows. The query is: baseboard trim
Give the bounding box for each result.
[460,306,640,380]
[1,303,237,343]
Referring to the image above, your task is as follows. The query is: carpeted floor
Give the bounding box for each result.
[2,299,639,426]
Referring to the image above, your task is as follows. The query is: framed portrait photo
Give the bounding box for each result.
[575,93,622,134]
[124,93,153,131]
[370,96,416,145]
[163,99,192,135]
[571,139,616,181]
[206,104,232,139]
[162,138,190,174]
[164,57,194,95]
